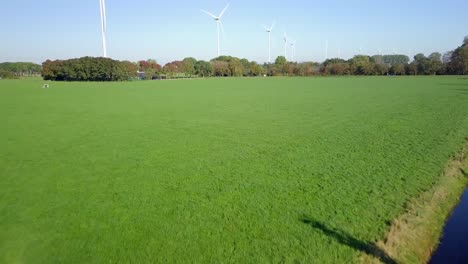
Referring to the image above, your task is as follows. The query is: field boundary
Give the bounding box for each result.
[361,139,468,264]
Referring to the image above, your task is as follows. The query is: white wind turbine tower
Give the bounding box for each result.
[201,3,230,57]
[283,33,289,60]
[263,23,275,63]
[290,39,296,61]
[99,0,107,57]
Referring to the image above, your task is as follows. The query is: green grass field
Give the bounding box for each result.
[1,77,467,263]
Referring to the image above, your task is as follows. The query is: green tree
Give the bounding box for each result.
[194,60,213,77]
[240,59,251,76]
[428,52,442,75]
[382,55,410,65]
[374,63,389,75]
[389,64,406,75]
[250,62,264,76]
[41,57,137,81]
[405,62,418,75]
[0,69,17,79]
[349,55,374,75]
[371,55,385,65]
[275,56,287,66]
[228,58,244,76]
[448,41,468,75]
[321,59,348,75]
[147,59,157,65]
[145,68,155,80]
[0,62,41,77]
[264,63,280,76]
[182,57,197,77]
[413,53,430,75]
[121,61,138,78]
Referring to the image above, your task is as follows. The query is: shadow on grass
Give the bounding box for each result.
[461,168,467,178]
[439,83,468,95]
[453,88,468,92]
[439,83,468,88]
[301,216,398,264]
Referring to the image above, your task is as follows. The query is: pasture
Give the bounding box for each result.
[1,77,467,263]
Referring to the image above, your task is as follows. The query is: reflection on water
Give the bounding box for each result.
[430,188,468,264]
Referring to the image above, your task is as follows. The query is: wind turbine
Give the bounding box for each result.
[99,0,107,57]
[263,23,275,63]
[290,39,296,62]
[283,33,288,60]
[201,3,230,57]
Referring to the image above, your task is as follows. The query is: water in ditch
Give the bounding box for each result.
[430,188,468,264]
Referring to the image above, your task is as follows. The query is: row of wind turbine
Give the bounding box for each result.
[99,1,296,63]
[201,3,296,62]
[283,33,296,62]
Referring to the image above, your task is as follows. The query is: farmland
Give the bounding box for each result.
[1,77,467,263]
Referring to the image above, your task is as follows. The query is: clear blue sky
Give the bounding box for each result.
[1,0,467,64]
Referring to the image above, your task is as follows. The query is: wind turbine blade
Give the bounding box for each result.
[201,9,217,19]
[263,25,268,31]
[219,20,227,41]
[219,2,230,18]
[271,22,275,31]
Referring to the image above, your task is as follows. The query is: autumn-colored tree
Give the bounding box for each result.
[211,61,230,76]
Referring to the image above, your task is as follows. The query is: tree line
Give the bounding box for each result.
[42,57,138,81]
[125,36,468,79]
[318,36,467,76]
[0,62,41,79]
[141,35,466,78]
[1,37,466,81]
